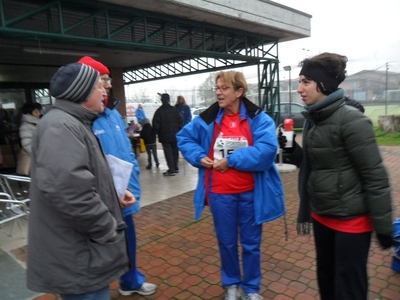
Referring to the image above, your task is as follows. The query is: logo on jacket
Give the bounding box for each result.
[93,129,105,135]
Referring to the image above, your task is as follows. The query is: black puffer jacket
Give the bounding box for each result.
[152,103,183,143]
[287,89,392,235]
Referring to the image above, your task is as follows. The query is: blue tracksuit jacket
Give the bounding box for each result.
[176,98,285,224]
[93,108,141,216]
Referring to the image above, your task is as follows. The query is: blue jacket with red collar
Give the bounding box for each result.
[176,98,285,224]
[93,108,141,216]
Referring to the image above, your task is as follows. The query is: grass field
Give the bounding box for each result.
[364,103,400,126]
[292,103,400,146]
[363,104,400,146]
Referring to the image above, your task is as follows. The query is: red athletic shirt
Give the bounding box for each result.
[311,211,373,233]
[211,112,254,193]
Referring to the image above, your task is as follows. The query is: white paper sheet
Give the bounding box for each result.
[105,154,133,198]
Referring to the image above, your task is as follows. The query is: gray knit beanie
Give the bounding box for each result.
[49,63,99,103]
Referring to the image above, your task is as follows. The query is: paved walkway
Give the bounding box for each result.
[2,146,400,299]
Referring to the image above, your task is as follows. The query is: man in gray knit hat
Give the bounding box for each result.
[27,63,135,300]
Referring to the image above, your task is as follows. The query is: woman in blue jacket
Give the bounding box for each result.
[175,95,192,125]
[177,71,285,300]
[135,104,147,124]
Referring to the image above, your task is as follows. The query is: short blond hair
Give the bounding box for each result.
[215,71,248,97]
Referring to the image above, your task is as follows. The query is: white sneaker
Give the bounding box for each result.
[243,293,263,300]
[225,285,241,300]
[119,282,157,296]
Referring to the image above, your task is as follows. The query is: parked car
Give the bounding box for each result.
[191,106,208,120]
[275,102,305,128]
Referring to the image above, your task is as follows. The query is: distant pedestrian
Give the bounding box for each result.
[175,95,192,125]
[135,104,147,124]
[140,118,159,169]
[16,103,41,176]
[152,93,183,176]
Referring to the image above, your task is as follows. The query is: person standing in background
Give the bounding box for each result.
[280,52,393,300]
[16,103,41,176]
[27,63,134,300]
[175,95,192,125]
[135,103,147,124]
[152,93,183,176]
[78,56,157,297]
[140,118,159,170]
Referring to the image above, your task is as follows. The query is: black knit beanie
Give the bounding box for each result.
[49,63,99,103]
[299,63,341,96]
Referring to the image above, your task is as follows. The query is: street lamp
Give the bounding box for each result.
[283,65,292,116]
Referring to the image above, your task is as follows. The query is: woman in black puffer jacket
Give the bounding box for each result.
[281,52,393,300]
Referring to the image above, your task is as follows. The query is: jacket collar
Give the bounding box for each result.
[53,100,98,125]
[302,89,345,123]
[200,97,262,125]
[21,113,40,125]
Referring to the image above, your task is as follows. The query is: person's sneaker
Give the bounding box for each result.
[156,163,160,168]
[163,171,175,176]
[146,165,152,169]
[225,285,241,300]
[243,293,263,300]
[119,282,157,296]
[173,169,179,173]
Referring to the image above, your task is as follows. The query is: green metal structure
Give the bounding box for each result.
[0,0,281,121]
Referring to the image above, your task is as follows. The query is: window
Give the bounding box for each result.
[34,89,54,105]
[290,104,304,113]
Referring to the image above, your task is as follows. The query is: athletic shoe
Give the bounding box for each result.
[225,285,241,300]
[243,293,263,300]
[156,163,160,168]
[163,171,175,176]
[119,282,157,296]
[146,165,152,169]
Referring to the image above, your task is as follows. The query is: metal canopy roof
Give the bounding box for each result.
[0,0,311,83]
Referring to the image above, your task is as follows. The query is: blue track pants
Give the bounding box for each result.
[119,215,145,291]
[209,190,262,293]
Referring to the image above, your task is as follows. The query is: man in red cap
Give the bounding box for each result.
[78,56,157,296]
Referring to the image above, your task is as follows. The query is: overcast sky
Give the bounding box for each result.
[276,0,400,75]
[126,0,400,102]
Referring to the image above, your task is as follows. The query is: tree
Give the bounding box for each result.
[198,73,216,106]
[126,88,153,103]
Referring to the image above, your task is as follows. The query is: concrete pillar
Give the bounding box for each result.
[110,67,127,118]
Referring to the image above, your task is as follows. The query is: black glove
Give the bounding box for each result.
[278,131,287,149]
[376,233,394,250]
[278,131,297,151]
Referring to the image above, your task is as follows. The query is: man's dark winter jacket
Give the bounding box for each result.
[152,103,183,143]
[27,100,129,294]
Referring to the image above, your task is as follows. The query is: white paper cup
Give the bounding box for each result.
[282,131,294,148]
